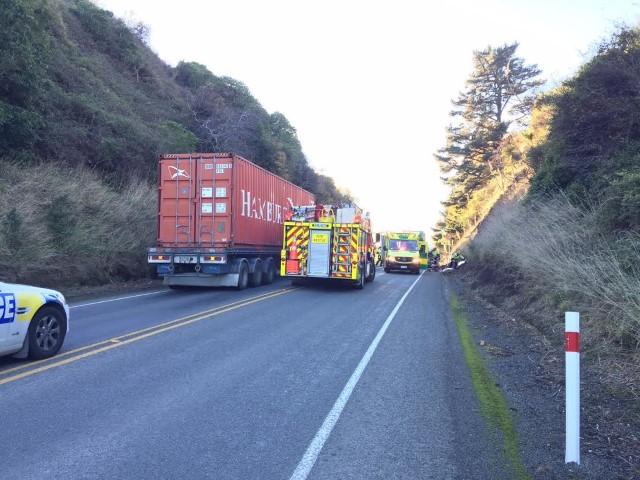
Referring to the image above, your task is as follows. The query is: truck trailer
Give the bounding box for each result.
[280,205,376,289]
[148,153,315,289]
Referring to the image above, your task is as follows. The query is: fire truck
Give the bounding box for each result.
[280,204,376,288]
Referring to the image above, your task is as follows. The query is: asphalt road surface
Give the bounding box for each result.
[0,270,508,479]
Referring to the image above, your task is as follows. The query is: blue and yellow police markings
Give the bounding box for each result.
[15,293,48,322]
[0,293,16,324]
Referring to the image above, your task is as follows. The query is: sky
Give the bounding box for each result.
[96,0,638,235]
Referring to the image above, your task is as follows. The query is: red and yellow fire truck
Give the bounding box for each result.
[280,204,376,288]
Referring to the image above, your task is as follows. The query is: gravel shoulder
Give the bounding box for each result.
[61,277,163,301]
[445,272,634,480]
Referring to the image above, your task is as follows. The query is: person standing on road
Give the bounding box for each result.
[428,247,440,270]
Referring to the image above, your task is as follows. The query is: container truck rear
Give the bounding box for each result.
[148,153,315,289]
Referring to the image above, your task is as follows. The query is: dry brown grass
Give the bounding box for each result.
[0,160,156,287]
[470,194,640,350]
[466,194,640,474]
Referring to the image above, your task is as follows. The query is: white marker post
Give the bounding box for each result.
[565,311,580,465]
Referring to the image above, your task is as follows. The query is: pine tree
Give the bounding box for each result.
[436,43,542,210]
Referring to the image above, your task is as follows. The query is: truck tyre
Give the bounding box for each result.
[237,261,249,290]
[384,267,390,273]
[28,305,67,360]
[262,259,275,285]
[249,260,263,287]
[366,259,376,283]
[354,264,365,289]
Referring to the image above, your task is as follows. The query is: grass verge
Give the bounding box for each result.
[450,293,530,480]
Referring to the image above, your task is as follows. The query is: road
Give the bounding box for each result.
[0,270,508,479]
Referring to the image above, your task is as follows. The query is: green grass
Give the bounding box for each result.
[450,294,530,480]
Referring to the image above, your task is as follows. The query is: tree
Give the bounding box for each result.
[436,43,542,210]
[124,14,150,44]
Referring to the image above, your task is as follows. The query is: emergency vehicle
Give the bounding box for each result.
[0,282,69,359]
[280,204,376,288]
[381,231,424,274]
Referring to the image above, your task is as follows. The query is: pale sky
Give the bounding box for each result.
[97,0,637,235]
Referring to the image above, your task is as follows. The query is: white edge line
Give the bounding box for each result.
[70,290,166,309]
[289,271,424,480]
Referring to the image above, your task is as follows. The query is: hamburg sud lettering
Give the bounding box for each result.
[241,190,287,224]
[0,293,16,324]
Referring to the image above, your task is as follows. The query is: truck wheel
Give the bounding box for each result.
[237,262,249,290]
[354,264,365,289]
[262,259,275,285]
[249,261,263,287]
[384,267,390,273]
[366,259,376,283]
[28,305,67,360]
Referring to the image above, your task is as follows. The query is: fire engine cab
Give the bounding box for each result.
[280,204,376,288]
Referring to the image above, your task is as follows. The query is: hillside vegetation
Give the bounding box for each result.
[440,28,640,348]
[0,0,347,286]
[435,27,640,469]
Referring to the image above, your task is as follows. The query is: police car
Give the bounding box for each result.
[0,282,69,360]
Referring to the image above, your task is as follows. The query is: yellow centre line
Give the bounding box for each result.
[0,288,293,377]
[0,288,295,386]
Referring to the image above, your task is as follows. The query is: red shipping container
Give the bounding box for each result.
[157,153,315,249]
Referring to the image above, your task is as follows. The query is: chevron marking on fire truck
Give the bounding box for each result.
[335,245,349,254]
[286,226,309,247]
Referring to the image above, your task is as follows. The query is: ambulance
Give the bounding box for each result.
[381,231,425,274]
[0,282,69,359]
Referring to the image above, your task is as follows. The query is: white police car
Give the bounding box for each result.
[0,282,69,359]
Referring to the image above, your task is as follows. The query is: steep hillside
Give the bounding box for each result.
[0,0,346,286]
[447,27,640,473]
[528,28,640,232]
[463,27,640,347]
[1,0,346,193]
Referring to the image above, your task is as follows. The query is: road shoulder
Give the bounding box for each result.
[445,275,623,480]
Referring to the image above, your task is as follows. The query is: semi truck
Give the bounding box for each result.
[280,204,376,288]
[380,231,426,274]
[148,153,315,289]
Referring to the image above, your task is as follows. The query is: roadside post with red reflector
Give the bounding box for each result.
[565,311,580,465]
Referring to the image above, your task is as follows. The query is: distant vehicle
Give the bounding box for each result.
[281,204,376,289]
[148,153,315,289]
[380,231,423,274]
[0,282,69,359]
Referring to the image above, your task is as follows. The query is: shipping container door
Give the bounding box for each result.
[196,156,232,245]
[158,157,197,246]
